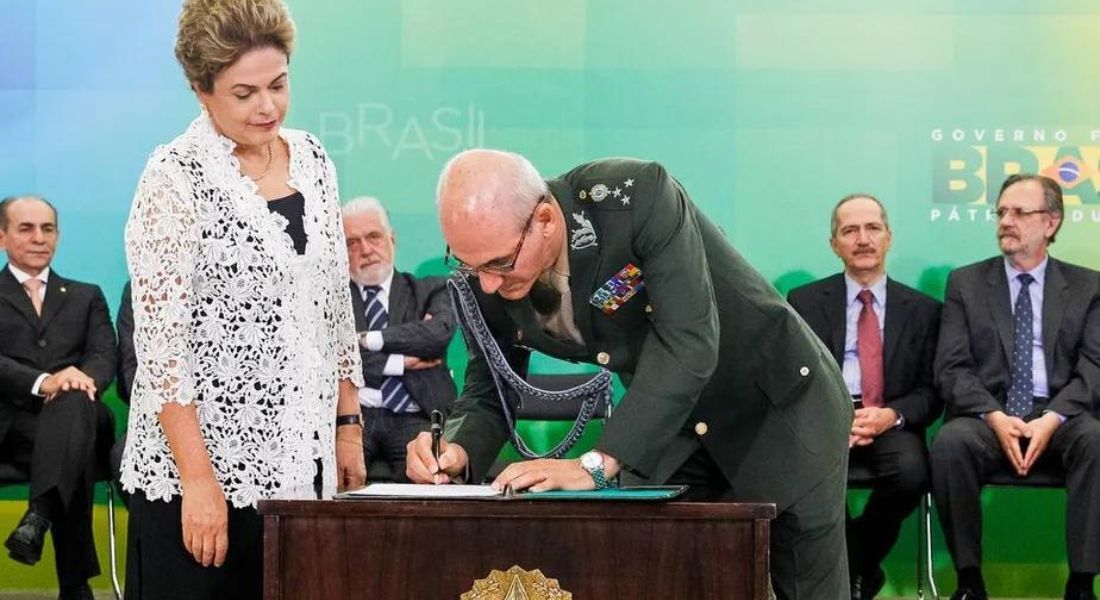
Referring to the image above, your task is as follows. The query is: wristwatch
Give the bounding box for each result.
[335,414,363,427]
[580,451,615,490]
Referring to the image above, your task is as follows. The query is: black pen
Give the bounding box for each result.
[430,410,444,481]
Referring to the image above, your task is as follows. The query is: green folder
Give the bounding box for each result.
[512,485,686,501]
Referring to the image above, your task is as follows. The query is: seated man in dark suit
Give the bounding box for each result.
[0,195,117,600]
[341,197,457,481]
[933,174,1100,600]
[110,281,135,491]
[788,194,941,599]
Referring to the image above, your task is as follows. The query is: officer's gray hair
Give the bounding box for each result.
[437,149,549,230]
[341,196,392,233]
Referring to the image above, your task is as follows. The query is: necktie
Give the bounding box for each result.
[1006,273,1035,418]
[23,279,44,316]
[857,289,884,408]
[363,286,414,412]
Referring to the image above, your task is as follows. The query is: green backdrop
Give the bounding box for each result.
[3,0,1100,595]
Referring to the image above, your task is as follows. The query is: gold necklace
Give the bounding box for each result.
[240,143,273,182]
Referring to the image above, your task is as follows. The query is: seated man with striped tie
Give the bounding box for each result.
[933,174,1100,600]
[342,197,458,482]
[0,195,117,600]
[788,194,942,600]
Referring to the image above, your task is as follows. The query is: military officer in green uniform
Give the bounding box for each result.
[407,149,854,599]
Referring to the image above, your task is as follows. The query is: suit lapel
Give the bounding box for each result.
[984,259,1014,364]
[388,270,412,325]
[883,278,909,377]
[0,265,41,328]
[822,275,847,364]
[349,281,367,332]
[550,178,600,350]
[38,272,70,327]
[1042,258,1068,374]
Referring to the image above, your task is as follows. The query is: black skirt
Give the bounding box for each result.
[124,490,263,600]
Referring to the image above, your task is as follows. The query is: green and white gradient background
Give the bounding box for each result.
[2,0,1099,595]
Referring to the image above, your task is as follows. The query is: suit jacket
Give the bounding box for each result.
[350,270,458,415]
[0,265,117,415]
[116,281,136,404]
[448,159,853,510]
[788,274,942,431]
[935,256,1100,420]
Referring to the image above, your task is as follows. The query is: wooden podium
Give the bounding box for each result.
[259,498,775,599]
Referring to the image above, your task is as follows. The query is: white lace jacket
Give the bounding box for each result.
[121,112,363,508]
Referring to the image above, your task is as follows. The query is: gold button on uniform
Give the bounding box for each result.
[596,352,610,365]
[694,422,708,436]
[799,366,810,377]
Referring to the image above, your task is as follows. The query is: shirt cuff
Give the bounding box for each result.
[364,331,384,352]
[1043,409,1067,424]
[383,354,405,376]
[31,373,50,397]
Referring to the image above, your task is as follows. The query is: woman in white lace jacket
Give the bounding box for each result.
[121,1,364,598]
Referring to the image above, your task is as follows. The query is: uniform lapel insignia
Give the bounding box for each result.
[570,210,598,250]
[59,286,67,293]
[620,195,631,206]
[589,183,609,202]
[623,178,634,188]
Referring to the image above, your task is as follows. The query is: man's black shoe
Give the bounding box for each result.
[1063,589,1098,600]
[57,583,94,600]
[949,588,989,600]
[3,508,51,565]
[850,567,886,599]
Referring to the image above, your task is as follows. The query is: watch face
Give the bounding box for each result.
[581,451,603,470]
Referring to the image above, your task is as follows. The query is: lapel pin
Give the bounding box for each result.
[59,286,67,293]
[590,184,609,202]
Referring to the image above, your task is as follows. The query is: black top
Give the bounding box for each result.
[267,192,306,255]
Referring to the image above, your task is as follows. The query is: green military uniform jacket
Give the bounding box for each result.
[447,158,853,510]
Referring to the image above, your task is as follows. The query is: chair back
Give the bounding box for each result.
[0,463,30,486]
[514,373,613,421]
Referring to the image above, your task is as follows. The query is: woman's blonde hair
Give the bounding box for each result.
[175,0,296,93]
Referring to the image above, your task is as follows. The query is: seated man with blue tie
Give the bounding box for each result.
[788,194,941,600]
[341,197,458,482]
[933,174,1100,600]
[0,195,117,600]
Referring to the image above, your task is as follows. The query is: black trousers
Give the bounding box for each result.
[667,445,850,600]
[847,428,930,576]
[0,391,112,587]
[931,414,1100,573]
[361,407,431,483]
[125,490,263,600]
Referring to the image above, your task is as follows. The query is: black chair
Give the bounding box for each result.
[847,462,939,599]
[0,463,122,600]
[485,372,614,480]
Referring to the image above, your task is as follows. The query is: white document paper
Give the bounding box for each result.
[342,483,503,499]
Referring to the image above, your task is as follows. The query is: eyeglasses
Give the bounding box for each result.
[444,195,548,275]
[994,206,1049,220]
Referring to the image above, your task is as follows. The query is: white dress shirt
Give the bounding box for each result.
[1004,257,1049,399]
[356,269,416,410]
[841,273,887,397]
[8,264,52,395]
